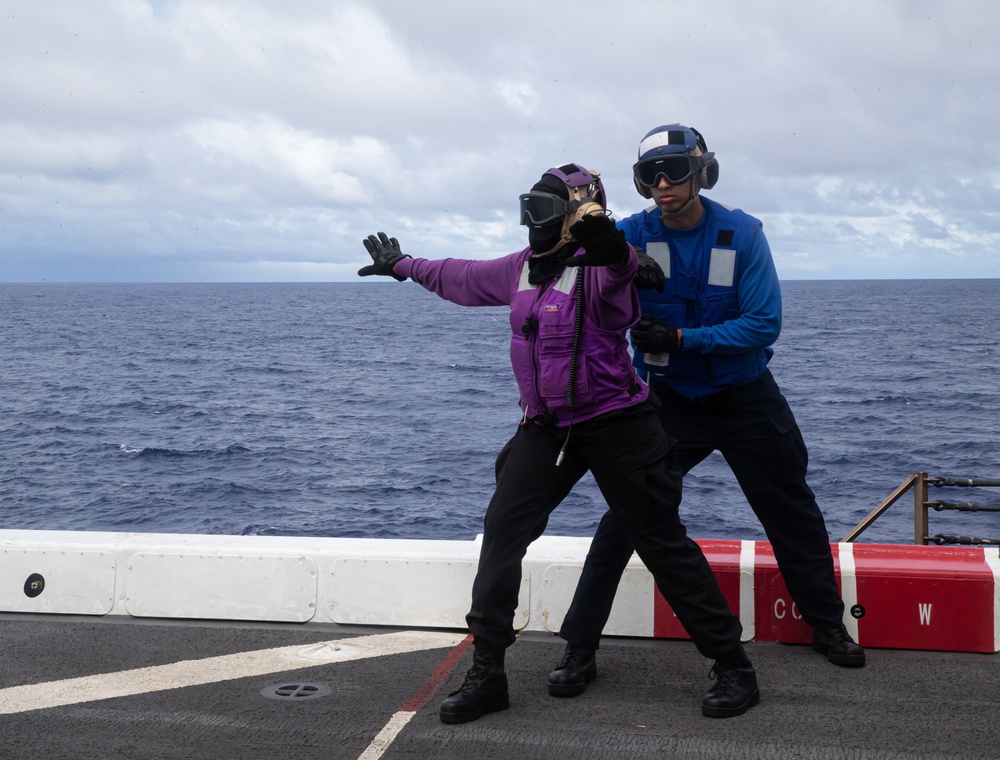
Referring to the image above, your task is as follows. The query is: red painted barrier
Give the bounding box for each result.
[653,539,750,642]
[849,544,999,653]
[650,540,1000,653]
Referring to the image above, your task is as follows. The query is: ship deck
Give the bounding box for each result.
[1,614,996,759]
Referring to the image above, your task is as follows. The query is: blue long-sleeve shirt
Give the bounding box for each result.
[617,196,781,398]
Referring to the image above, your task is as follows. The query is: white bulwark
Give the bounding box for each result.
[0,530,997,654]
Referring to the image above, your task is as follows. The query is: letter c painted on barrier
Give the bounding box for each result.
[773,597,802,621]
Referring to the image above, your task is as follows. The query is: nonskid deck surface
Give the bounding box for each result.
[0,615,996,760]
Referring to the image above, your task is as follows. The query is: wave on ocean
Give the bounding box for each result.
[1,280,998,545]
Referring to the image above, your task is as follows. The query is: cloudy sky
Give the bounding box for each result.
[2,0,998,282]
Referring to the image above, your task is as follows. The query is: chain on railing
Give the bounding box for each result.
[842,473,1000,545]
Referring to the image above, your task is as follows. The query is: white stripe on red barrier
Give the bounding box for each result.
[739,540,755,641]
[838,542,859,642]
[985,548,1000,652]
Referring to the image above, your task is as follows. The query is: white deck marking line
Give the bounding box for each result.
[0,630,468,715]
[357,634,473,760]
[359,711,414,760]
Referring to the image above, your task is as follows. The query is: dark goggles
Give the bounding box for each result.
[518,192,576,226]
[633,154,702,188]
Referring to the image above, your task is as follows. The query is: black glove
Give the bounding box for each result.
[359,232,411,281]
[635,248,666,291]
[565,214,629,268]
[631,313,681,354]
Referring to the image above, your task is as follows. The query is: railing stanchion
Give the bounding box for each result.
[914,471,929,546]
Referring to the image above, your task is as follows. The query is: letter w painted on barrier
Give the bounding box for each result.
[918,603,932,625]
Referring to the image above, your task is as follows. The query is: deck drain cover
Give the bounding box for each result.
[261,682,332,701]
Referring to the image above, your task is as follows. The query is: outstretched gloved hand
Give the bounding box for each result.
[565,214,630,268]
[635,248,667,292]
[359,232,411,282]
[631,313,681,354]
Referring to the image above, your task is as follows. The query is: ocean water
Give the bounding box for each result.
[1,280,998,545]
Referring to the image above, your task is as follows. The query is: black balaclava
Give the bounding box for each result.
[527,172,573,284]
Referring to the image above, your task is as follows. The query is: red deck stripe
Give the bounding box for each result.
[400,633,473,713]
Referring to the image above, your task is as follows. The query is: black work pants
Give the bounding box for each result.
[467,401,742,660]
[559,370,845,650]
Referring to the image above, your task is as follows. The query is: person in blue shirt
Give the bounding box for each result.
[545,124,865,698]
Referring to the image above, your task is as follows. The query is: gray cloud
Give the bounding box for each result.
[2,0,999,281]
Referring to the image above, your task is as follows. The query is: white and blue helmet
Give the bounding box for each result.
[632,124,719,199]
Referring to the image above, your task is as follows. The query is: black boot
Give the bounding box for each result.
[702,644,760,719]
[813,624,866,667]
[439,643,509,724]
[547,643,597,697]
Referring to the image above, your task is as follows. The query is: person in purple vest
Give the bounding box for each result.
[358,163,759,723]
[546,126,865,700]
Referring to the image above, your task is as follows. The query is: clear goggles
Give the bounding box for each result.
[518,192,577,226]
[633,154,702,188]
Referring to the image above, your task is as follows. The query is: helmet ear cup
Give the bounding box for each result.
[574,200,605,222]
[563,200,606,241]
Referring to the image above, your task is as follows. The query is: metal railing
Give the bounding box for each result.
[842,472,1000,545]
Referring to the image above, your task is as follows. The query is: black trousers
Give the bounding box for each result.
[560,370,845,650]
[467,401,742,659]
